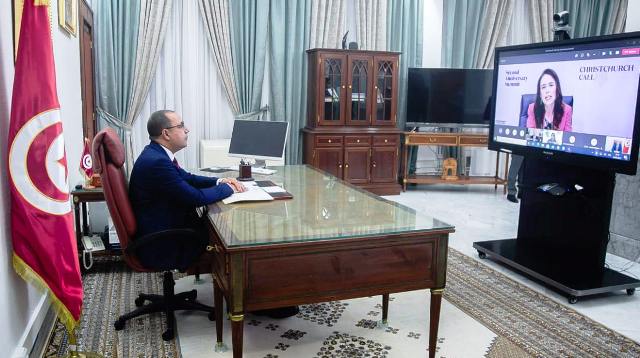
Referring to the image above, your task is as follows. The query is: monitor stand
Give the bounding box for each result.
[254,159,267,168]
[473,158,639,304]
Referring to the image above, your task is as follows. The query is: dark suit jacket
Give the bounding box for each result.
[129,141,234,238]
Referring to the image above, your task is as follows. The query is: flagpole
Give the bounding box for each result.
[64,328,104,358]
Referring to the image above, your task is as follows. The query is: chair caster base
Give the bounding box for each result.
[162,328,175,341]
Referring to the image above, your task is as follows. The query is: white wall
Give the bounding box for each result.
[627,0,640,32]
[0,1,84,356]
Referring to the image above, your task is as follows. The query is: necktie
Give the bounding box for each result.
[172,158,180,168]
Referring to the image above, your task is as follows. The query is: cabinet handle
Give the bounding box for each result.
[429,137,437,143]
[348,85,352,89]
[338,164,343,168]
[384,139,388,143]
[356,139,360,143]
[342,85,345,89]
[328,139,332,143]
[345,164,349,168]
[372,162,377,168]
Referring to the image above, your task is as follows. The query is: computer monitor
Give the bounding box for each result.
[489,31,640,174]
[228,119,289,166]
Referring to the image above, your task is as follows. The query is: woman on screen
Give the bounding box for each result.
[526,68,572,131]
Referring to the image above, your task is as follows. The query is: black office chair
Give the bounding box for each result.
[92,128,214,341]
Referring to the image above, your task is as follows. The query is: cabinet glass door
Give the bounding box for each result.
[346,56,372,126]
[319,54,346,125]
[372,56,398,126]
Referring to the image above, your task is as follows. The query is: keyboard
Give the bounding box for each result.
[251,167,276,175]
[219,166,276,175]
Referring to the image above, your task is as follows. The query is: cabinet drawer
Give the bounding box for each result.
[316,135,343,147]
[459,135,488,146]
[407,135,457,145]
[372,135,398,146]
[345,135,371,146]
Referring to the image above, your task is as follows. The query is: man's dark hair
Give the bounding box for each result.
[147,110,174,139]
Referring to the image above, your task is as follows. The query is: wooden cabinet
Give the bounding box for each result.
[304,49,401,196]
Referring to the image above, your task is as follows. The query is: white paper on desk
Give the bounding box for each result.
[222,187,274,204]
[262,186,286,193]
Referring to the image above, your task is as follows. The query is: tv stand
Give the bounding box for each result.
[401,131,509,191]
[473,159,640,303]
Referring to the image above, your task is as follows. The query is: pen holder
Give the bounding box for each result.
[238,163,253,181]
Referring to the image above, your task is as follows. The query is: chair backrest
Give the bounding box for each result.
[92,128,146,271]
[519,94,574,127]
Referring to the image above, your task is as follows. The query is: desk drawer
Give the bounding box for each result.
[407,135,457,145]
[316,135,343,147]
[372,135,398,146]
[345,135,371,146]
[459,135,488,146]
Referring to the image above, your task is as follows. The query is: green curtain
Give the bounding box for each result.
[387,0,424,174]
[554,0,627,38]
[229,0,269,115]
[441,0,484,68]
[92,0,140,141]
[269,0,312,164]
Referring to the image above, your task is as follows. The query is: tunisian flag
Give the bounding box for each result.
[8,0,83,331]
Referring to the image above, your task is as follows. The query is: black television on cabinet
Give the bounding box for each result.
[488,31,640,175]
[406,68,493,127]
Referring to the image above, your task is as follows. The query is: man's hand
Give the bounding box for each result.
[220,178,246,193]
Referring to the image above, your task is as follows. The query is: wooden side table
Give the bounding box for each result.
[71,188,105,258]
[402,132,509,192]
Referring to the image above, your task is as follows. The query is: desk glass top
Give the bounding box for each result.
[204,165,453,248]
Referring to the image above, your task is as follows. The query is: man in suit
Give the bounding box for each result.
[129,110,245,268]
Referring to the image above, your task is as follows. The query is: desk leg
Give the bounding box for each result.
[73,202,82,248]
[230,313,244,358]
[81,202,89,235]
[381,293,389,324]
[428,288,444,358]
[213,278,225,352]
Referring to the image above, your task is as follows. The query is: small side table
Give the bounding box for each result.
[70,188,105,255]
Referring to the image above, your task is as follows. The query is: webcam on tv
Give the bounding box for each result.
[553,11,571,41]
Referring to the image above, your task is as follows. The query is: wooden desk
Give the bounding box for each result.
[402,132,509,192]
[205,165,455,358]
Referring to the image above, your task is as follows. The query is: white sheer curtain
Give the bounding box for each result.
[468,1,533,177]
[132,0,234,169]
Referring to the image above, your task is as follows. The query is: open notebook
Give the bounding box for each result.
[222,180,292,204]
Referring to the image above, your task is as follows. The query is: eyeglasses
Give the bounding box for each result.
[164,121,185,130]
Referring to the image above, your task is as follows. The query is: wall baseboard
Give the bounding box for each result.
[10,294,53,358]
[608,233,640,262]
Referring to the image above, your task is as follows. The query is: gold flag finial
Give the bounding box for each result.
[34,0,49,6]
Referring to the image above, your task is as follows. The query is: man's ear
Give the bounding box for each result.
[161,128,171,141]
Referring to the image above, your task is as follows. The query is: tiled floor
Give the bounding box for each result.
[177,184,640,357]
[385,184,640,342]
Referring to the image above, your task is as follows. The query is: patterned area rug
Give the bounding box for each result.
[43,257,181,358]
[44,249,640,357]
[445,249,640,357]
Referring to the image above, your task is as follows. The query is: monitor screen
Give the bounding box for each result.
[407,68,493,127]
[228,120,289,161]
[489,32,640,174]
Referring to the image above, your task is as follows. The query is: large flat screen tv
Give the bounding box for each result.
[406,68,493,127]
[489,31,640,175]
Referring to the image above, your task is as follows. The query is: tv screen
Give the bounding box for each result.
[406,68,493,126]
[489,32,640,174]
